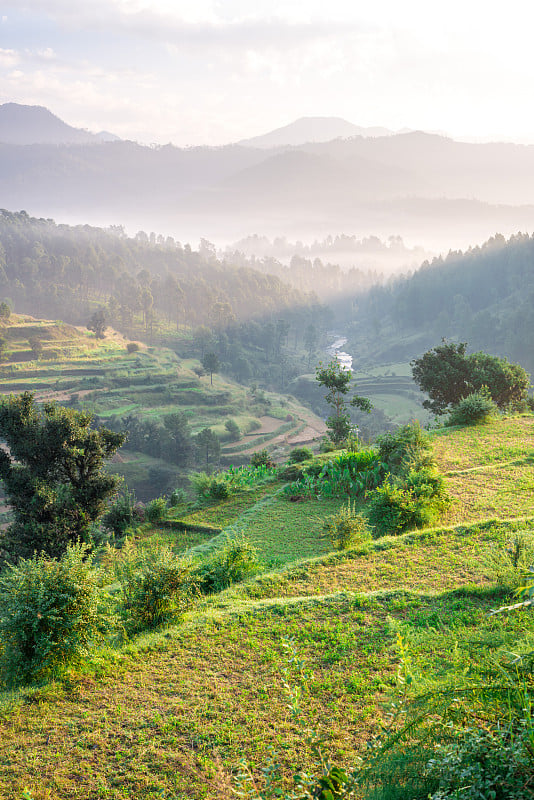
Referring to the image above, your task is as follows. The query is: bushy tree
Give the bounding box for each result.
[0,392,126,562]
[87,308,107,339]
[411,340,530,415]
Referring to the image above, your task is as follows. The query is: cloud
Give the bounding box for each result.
[5,1,361,50]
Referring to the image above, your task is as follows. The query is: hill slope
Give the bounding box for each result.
[0,415,532,797]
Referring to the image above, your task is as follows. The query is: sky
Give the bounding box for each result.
[1,1,534,146]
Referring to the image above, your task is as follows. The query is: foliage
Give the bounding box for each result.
[426,726,534,800]
[447,391,498,426]
[0,544,103,687]
[0,301,11,318]
[202,351,220,384]
[223,463,278,489]
[411,340,530,415]
[126,341,139,353]
[102,490,138,538]
[225,418,241,441]
[195,427,221,469]
[193,533,259,594]
[87,308,107,339]
[145,496,168,524]
[251,449,276,469]
[28,335,43,359]
[322,502,371,551]
[0,392,126,561]
[315,359,372,446]
[169,487,188,506]
[284,449,386,500]
[376,421,433,476]
[114,540,192,632]
[289,446,314,463]
[368,468,449,537]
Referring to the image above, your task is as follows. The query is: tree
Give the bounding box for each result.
[315,359,372,447]
[411,340,530,415]
[196,428,220,469]
[0,393,126,562]
[202,351,220,385]
[87,308,107,339]
[28,335,43,360]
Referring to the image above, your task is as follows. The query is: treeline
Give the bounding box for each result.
[352,231,534,372]
[0,210,314,332]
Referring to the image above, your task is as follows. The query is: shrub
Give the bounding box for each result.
[102,491,137,537]
[322,502,371,551]
[251,449,276,469]
[126,342,139,353]
[368,468,449,537]
[208,479,230,500]
[289,447,313,463]
[447,391,497,426]
[377,421,433,475]
[0,544,102,687]
[169,487,188,507]
[115,541,191,632]
[425,725,534,800]
[224,418,241,441]
[145,496,168,524]
[193,533,259,594]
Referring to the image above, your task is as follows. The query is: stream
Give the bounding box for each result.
[326,335,352,371]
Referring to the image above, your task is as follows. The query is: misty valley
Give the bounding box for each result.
[0,105,533,800]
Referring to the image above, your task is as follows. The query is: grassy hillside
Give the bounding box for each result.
[0,415,533,798]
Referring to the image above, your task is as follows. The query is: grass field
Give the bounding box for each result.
[1,412,534,798]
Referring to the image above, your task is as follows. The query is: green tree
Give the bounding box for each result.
[0,301,11,318]
[0,393,126,562]
[202,351,220,385]
[411,340,530,415]
[87,308,107,339]
[315,359,372,447]
[196,428,220,470]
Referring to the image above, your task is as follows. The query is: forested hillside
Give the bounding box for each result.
[351,231,534,374]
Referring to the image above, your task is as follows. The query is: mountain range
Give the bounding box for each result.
[0,103,533,251]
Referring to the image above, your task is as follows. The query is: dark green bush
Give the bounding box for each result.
[251,449,276,469]
[126,342,139,353]
[102,491,138,537]
[208,479,230,500]
[368,468,449,537]
[193,534,259,594]
[115,541,191,632]
[447,391,497,426]
[289,447,313,463]
[0,544,102,686]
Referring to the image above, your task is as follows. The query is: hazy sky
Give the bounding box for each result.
[2,1,534,146]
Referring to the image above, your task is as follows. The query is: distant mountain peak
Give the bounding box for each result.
[0,102,120,145]
[238,116,401,149]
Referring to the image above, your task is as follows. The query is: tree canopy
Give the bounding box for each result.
[0,393,126,561]
[411,341,531,415]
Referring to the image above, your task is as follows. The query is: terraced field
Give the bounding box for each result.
[0,314,326,497]
[1,415,533,799]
